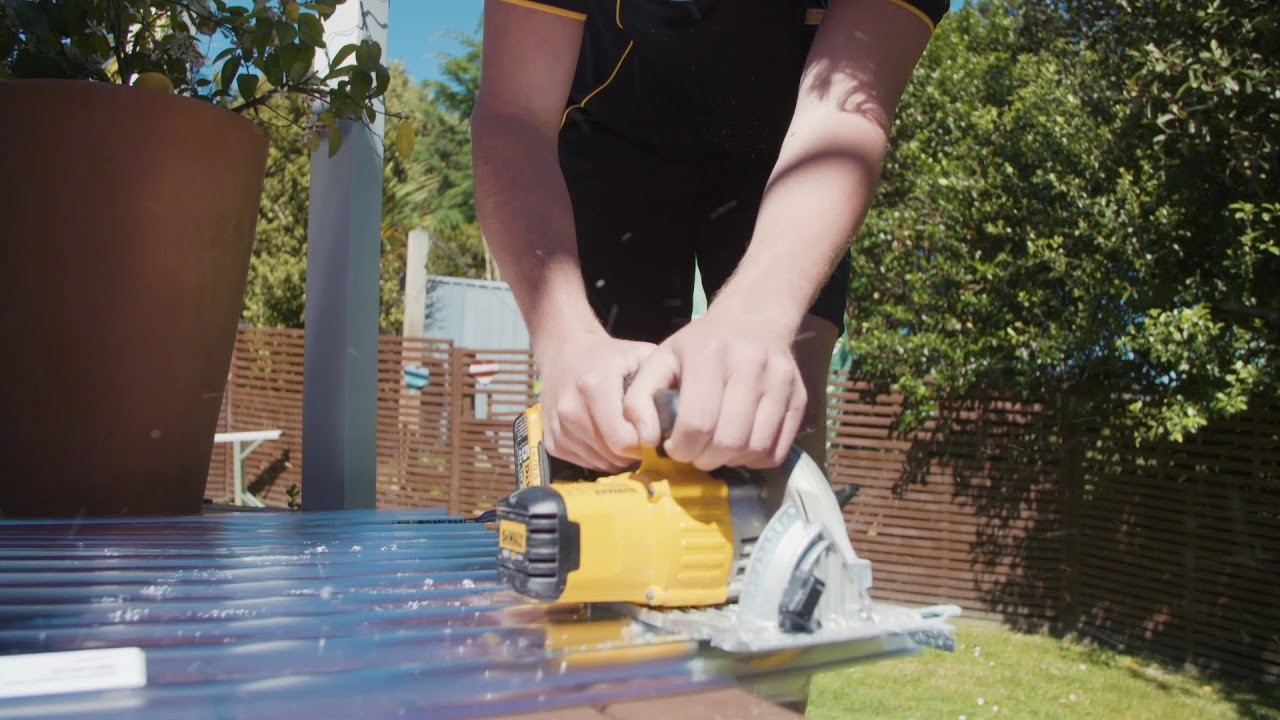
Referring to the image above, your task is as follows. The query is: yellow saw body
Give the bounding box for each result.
[499,402,742,608]
[495,393,961,654]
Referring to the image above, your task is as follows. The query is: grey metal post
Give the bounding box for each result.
[301,0,389,511]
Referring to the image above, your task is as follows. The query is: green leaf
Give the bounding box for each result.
[251,16,276,54]
[372,64,390,98]
[324,114,342,158]
[298,13,325,47]
[355,40,381,71]
[262,49,284,85]
[275,20,298,46]
[348,70,372,103]
[394,118,416,157]
[329,43,358,70]
[323,65,356,81]
[237,73,259,101]
[219,56,241,93]
[288,45,315,85]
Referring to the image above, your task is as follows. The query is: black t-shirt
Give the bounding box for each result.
[504,0,949,168]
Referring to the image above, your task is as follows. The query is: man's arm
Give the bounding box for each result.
[471,0,598,360]
[709,0,937,337]
[473,1,656,471]
[622,0,939,469]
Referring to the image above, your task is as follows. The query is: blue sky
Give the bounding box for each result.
[386,2,484,83]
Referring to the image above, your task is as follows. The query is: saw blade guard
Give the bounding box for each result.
[733,444,874,633]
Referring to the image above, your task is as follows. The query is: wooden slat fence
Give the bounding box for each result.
[206,327,536,516]
[451,348,538,516]
[827,379,1067,625]
[205,326,305,507]
[205,326,1279,684]
[1071,411,1280,683]
[826,378,1280,683]
[376,335,452,509]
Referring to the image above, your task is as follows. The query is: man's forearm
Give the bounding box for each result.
[710,107,889,339]
[472,112,604,356]
[710,0,931,341]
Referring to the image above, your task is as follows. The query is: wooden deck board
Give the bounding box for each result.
[501,688,802,720]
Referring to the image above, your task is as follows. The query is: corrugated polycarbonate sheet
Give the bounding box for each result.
[0,509,926,719]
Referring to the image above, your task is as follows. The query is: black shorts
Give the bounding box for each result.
[560,130,851,344]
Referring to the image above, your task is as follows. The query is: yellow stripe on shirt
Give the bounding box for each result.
[561,40,634,127]
[499,0,586,21]
[877,0,936,32]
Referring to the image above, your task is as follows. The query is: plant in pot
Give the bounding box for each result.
[0,0,414,516]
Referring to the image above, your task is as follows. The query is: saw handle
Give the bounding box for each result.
[653,389,679,441]
[650,389,679,458]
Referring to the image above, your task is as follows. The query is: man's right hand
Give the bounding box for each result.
[535,330,657,472]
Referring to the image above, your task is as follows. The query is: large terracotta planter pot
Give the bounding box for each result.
[0,80,269,516]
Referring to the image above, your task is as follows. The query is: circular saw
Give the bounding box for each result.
[494,391,959,654]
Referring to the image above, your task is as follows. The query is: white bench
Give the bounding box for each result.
[213,430,283,507]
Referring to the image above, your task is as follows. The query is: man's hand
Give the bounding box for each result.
[537,330,657,472]
[622,311,806,471]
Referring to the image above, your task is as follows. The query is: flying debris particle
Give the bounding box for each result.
[709,199,738,220]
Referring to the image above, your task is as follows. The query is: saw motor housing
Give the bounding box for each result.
[497,401,776,607]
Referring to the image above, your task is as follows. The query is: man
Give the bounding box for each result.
[472,0,946,477]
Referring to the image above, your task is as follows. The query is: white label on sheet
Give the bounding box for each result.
[0,647,147,699]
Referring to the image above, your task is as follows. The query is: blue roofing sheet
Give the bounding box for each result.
[0,509,922,719]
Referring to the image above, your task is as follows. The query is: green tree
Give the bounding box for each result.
[843,0,1278,442]
[240,47,487,332]
[1043,0,1280,438]
[379,32,489,332]
[417,29,482,234]
[380,60,435,333]
[240,95,311,329]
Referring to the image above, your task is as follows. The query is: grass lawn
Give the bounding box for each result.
[807,619,1279,719]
